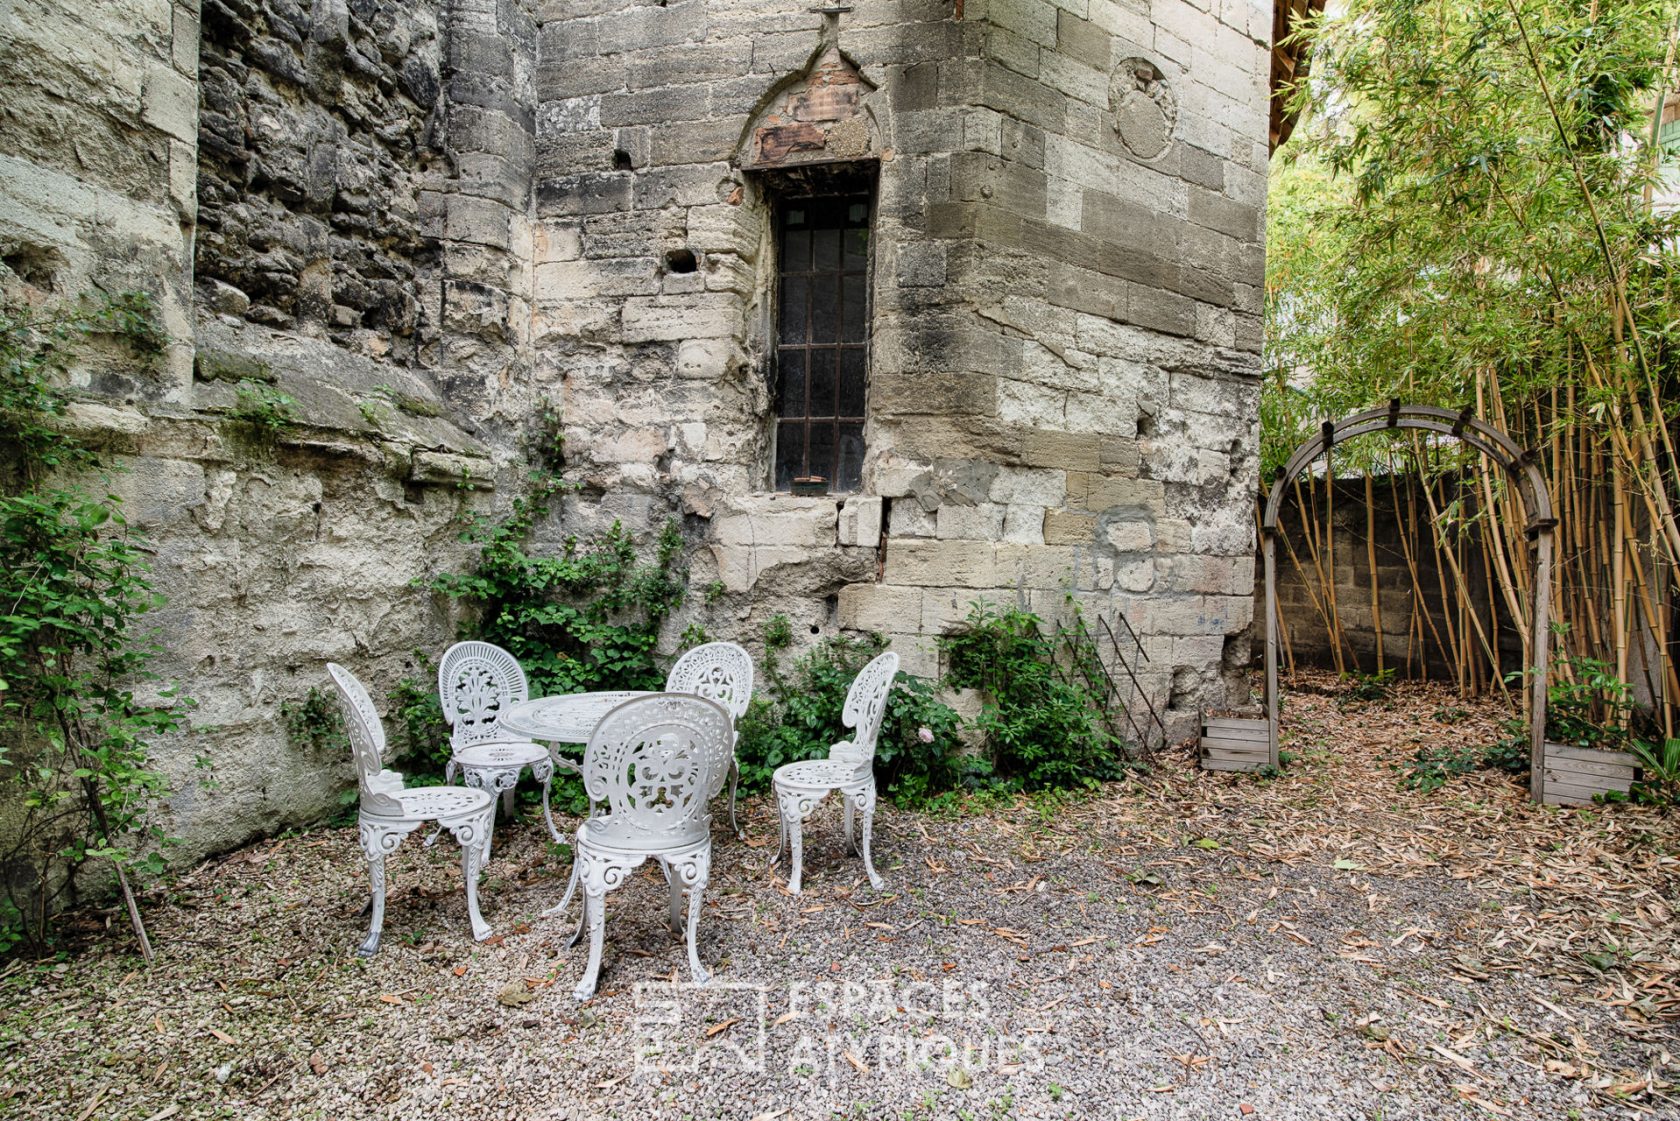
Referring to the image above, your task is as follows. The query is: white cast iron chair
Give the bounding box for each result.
[326,663,495,956]
[545,693,734,1001]
[436,641,558,845]
[770,650,898,895]
[664,641,754,838]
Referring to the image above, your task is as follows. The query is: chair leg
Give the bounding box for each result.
[359,851,388,957]
[445,809,494,942]
[843,794,857,855]
[727,758,742,840]
[575,888,607,1001]
[542,858,578,921]
[684,847,712,985]
[662,859,683,938]
[858,779,883,891]
[777,789,807,895]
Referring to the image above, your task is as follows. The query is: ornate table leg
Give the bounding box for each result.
[533,757,562,844]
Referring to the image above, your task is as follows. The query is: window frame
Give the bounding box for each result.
[769,189,875,495]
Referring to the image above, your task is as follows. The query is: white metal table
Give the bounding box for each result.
[498,691,657,774]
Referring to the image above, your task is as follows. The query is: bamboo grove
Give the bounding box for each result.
[1266,0,1680,735]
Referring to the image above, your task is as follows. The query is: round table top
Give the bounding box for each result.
[499,690,656,745]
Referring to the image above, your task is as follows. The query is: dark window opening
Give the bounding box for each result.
[773,194,870,493]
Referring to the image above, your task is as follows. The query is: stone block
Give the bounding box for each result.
[534,257,659,299]
[838,496,884,546]
[889,501,936,537]
[592,426,669,464]
[1019,429,1101,471]
[674,337,738,380]
[920,588,979,633]
[838,584,920,632]
[989,465,1065,505]
[1106,518,1155,552]
[142,63,197,143]
[987,0,1059,46]
[936,502,1006,540]
[1188,185,1260,242]
[883,633,940,679]
[883,540,997,588]
[1001,503,1045,544]
[1057,9,1113,69]
[621,297,736,341]
[1072,473,1165,514]
[1043,509,1097,545]
[713,502,838,548]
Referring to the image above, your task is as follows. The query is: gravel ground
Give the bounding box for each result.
[2,673,1676,1120]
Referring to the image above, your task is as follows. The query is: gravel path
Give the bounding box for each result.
[2,674,1676,1120]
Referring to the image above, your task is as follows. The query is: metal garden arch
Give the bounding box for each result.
[1258,402,1556,803]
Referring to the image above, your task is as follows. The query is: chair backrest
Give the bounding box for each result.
[843,650,899,763]
[326,663,404,816]
[437,641,531,749]
[664,641,755,722]
[582,693,733,847]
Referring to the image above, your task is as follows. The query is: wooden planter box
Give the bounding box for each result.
[1541,743,1637,806]
[1200,716,1271,773]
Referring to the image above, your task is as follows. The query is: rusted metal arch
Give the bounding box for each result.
[1259,402,1557,802]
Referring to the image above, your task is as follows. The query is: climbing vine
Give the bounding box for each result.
[0,293,185,956]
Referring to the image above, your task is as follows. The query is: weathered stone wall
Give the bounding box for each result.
[538,0,1270,736]
[1,0,1273,877]
[195,0,444,356]
[0,0,509,869]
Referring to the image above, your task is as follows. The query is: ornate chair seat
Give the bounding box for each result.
[388,786,494,821]
[576,813,704,855]
[437,642,560,846]
[774,757,866,792]
[770,651,898,895]
[327,663,495,956]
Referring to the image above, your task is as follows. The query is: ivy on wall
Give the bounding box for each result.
[0,294,188,956]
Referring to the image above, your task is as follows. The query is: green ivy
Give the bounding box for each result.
[426,479,688,697]
[940,602,1124,792]
[0,293,186,953]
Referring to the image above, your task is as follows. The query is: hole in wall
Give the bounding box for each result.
[664,248,698,274]
[1137,411,1158,439]
[1,244,64,291]
[612,149,634,171]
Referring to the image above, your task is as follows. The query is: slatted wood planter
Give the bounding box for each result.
[1201,716,1271,772]
[1541,743,1637,806]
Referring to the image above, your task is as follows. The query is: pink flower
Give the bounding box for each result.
[917,726,934,743]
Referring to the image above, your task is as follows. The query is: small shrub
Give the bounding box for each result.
[940,603,1124,792]
[228,378,296,440]
[426,480,687,698]
[281,686,347,756]
[733,629,969,805]
[1629,738,1680,807]
[1339,667,1396,705]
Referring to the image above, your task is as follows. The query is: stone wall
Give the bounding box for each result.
[0,0,1273,875]
[539,0,1271,737]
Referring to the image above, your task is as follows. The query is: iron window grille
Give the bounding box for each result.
[773,195,870,493]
